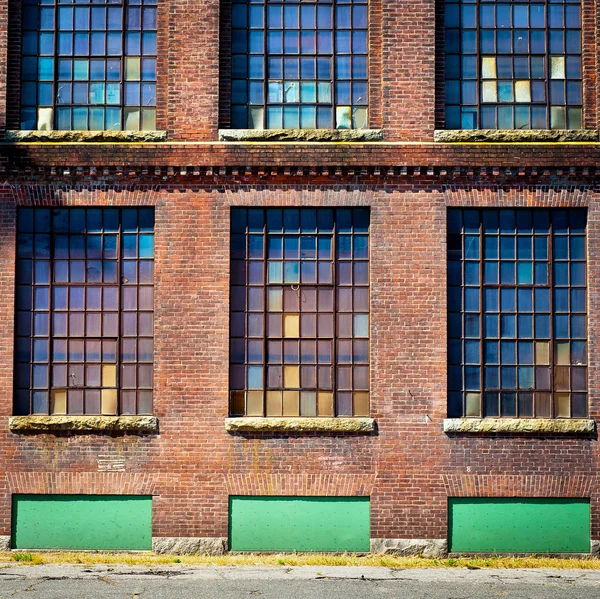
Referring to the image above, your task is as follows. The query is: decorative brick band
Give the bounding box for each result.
[226,473,376,496]
[225,417,375,434]
[9,415,159,434]
[442,475,594,498]
[5,472,157,495]
[444,418,595,434]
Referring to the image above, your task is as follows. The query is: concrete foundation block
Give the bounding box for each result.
[152,537,227,555]
[0,537,10,551]
[370,538,448,558]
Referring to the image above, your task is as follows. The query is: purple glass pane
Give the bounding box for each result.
[138,312,153,336]
[103,287,118,310]
[139,260,154,284]
[138,391,152,414]
[103,312,119,337]
[53,313,68,336]
[68,389,84,415]
[336,392,352,416]
[69,312,85,337]
[138,364,152,388]
[138,338,153,362]
[122,312,137,337]
[85,389,101,414]
[121,364,136,389]
[122,338,137,362]
[120,391,136,415]
[86,364,101,387]
[86,313,101,337]
[122,287,137,310]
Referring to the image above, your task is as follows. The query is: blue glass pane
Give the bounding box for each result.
[500,262,515,284]
[535,314,550,338]
[571,263,585,286]
[464,262,479,285]
[465,366,480,390]
[571,289,586,312]
[500,367,516,388]
[554,315,568,338]
[517,314,533,337]
[554,262,569,286]
[465,288,479,311]
[571,315,586,338]
[484,314,498,338]
[483,261,498,284]
[247,366,263,389]
[484,236,498,259]
[464,236,479,259]
[517,262,533,284]
[534,263,548,284]
[484,288,498,311]
[500,236,515,259]
[554,288,568,312]
[465,340,479,364]
[518,367,534,389]
[518,341,533,364]
[464,314,480,337]
[485,341,499,364]
[500,315,516,338]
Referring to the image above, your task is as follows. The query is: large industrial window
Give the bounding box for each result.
[448,209,587,418]
[20,0,157,131]
[444,0,582,129]
[229,208,370,417]
[229,0,368,129]
[14,208,154,416]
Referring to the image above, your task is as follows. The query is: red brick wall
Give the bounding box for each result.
[0,181,598,543]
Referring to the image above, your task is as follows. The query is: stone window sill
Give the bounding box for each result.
[444,418,595,434]
[434,129,598,143]
[3,130,168,143]
[218,129,383,142]
[9,415,159,434]
[225,417,376,433]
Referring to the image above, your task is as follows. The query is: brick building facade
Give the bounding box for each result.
[0,0,598,554]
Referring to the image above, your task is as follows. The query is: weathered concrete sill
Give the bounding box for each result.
[434,129,599,143]
[4,130,168,143]
[444,418,595,434]
[219,129,383,142]
[225,417,376,433]
[9,415,159,433]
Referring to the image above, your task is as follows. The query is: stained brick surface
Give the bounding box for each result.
[0,0,599,547]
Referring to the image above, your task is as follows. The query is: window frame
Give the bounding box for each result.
[14,207,155,416]
[229,0,369,130]
[20,0,158,132]
[229,207,370,417]
[447,208,587,419]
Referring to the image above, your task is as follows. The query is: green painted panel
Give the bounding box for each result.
[449,498,590,553]
[12,495,152,550]
[229,496,370,552]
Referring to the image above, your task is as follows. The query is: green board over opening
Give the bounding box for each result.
[12,495,152,550]
[449,498,590,553]
[229,496,370,552]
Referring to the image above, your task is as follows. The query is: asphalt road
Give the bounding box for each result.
[0,564,599,598]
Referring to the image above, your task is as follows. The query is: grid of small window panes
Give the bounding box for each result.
[14,208,154,416]
[20,0,157,131]
[444,0,582,129]
[448,209,587,418]
[230,0,368,129]
[230,208,369,417]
